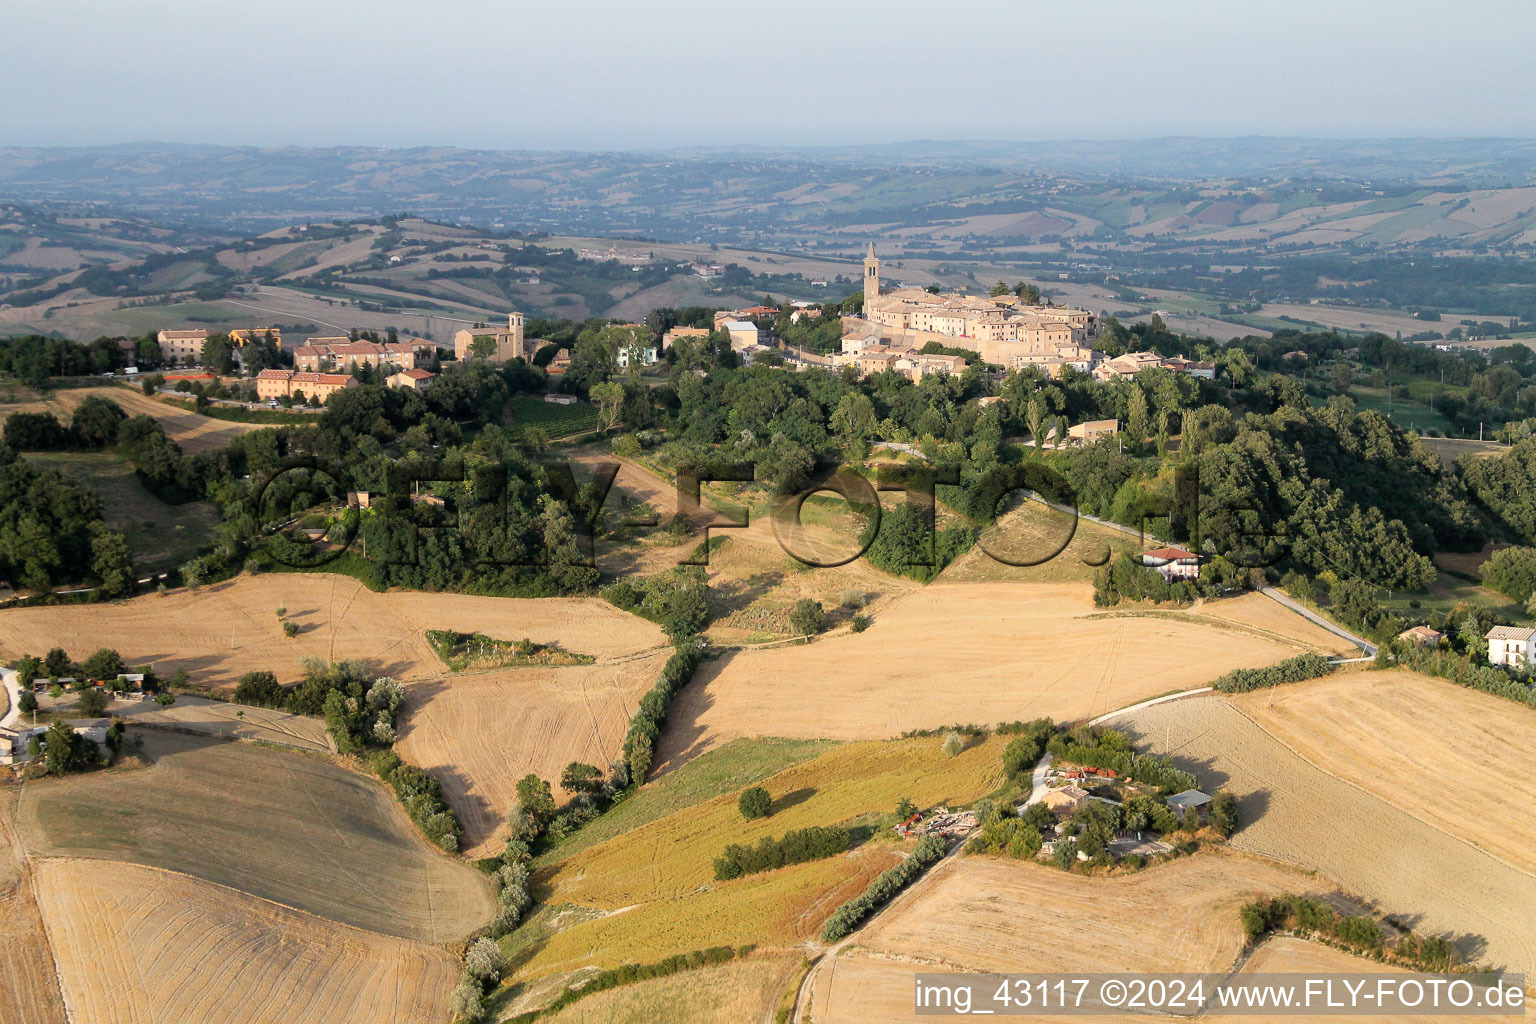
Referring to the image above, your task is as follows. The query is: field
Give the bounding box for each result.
[22,450,220,572]
[509,735,1005,991]
[33,859,459,1024]
[508,395,598,439]
[0,789,66,1024]
[1230,671,1536,877]
[806,852,1345,1022]
[937,498,1139,584]
[655,582,1349,771]
[393,654,671,857]
[1122,694,1536,974]
[1,384,268,453]
[0,572,666,690]
[17,731,493,942]
[538,955,801,1024]
[110,694,332,752]
[1231,939,1526,1024]
[537,736,838,866]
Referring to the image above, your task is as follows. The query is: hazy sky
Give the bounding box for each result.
[6,0,1535,149]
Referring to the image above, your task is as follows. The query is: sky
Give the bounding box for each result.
[5,0,1536,150]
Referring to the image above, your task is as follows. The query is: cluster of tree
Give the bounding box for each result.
[863,502,977,583]
[601,566,709,639]
[40,720,101,774]
[369,748,462,852]
[450,937,508,1024]
[1211,652,1336,694]
[1240,894,1460,971]
[0,445,133,593]
[712,826,851,880]
[820,833,946,941]
[1464,440,1536,545]
[621,640,705,785]
[1046,726,1197,793]
[507,761,619,851]
[488,835,534,937]
[503,945,750,1024]
[1395,643,1536,709]
[0,335,139,384]
[999,718,1058,781]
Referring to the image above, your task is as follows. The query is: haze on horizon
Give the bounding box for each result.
[5,0,1535,152]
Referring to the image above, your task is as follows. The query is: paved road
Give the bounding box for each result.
[1257,586,1375,656]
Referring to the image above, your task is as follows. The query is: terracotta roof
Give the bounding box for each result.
[396,368,434,380]
[1142,546,1199,562]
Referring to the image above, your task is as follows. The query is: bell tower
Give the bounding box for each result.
[863,242,880,310]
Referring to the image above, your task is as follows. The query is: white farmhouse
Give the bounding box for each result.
[1486,625,1536,669]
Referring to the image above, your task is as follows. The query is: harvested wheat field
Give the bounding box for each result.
[807,852,1343,1023]
[18,731,492,942]
[1230,938,1526,1024]
[656,582,1344,771]
[1123,695,1536,974]
[0,790,65,1024]
[537,955,800,1024]
[940,498,1139,585]
[394,653,671,857]
[815,939,1523,1024]
[34,859,458,1024]
[111,694,332,751]
[1232,671,1536,876]
[0,572,665,690]
[8,385,268,453]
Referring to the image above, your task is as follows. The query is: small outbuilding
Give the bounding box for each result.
[1166,789,1212,812]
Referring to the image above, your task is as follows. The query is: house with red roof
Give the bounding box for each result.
[1140,545,1201,582]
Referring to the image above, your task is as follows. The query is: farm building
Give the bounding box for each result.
[1398,625,1445,648]
[1166,790,1212,812]
[1067,419,1120,445]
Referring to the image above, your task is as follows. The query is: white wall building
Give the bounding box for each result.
[1486,625,1536,669]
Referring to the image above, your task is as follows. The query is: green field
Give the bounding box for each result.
[22,451,220,573]
[535,736,838,867]
[16,731,494,942]
[509,395,599,439]
[1314,386,1460,436]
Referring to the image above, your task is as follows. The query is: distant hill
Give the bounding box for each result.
[6,140,1536,254]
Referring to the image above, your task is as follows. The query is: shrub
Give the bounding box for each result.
[941,731,964,757]
[282,620,300,638]
[850,613,870,632]
[1212,652,1334,694]
[76,687,109,718]
[738,785,772,820]
[81,648,125,681]
[788,598,825,636]
[233,670,284,707]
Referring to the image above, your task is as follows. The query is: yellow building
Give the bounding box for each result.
[254,369,358,404]
[453,312,540,364]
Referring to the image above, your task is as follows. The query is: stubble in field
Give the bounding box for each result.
[0,572,664,691]
[657,582,1345,771]
[394,654,671,857]
[18,731,494,942]
[34,860,458,1024]
[1122,694,1536,975]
